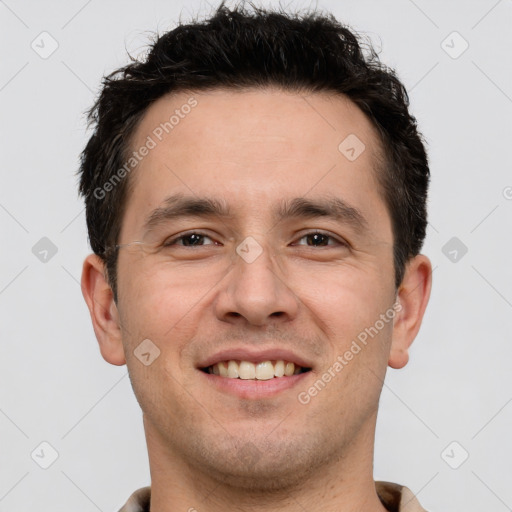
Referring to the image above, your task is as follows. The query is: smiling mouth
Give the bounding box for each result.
[201,360,311,380]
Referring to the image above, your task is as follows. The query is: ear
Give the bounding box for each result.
[388,254,432,369]
[81,254,126,366]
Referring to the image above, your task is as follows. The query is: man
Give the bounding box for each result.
[79,2,432,511]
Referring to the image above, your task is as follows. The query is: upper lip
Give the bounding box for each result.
[197,347,313,370]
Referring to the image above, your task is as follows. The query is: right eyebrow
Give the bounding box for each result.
[143,193,233,233]
[273,196,368,232]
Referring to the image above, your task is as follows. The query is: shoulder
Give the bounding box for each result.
[117,486,151,512]
[375,480,428,512]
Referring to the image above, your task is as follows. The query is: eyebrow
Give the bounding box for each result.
[143,193,368,233]
[274,196,368,231]
[143,193,233,233]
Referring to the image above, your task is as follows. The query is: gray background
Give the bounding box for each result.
[1,0,511,510]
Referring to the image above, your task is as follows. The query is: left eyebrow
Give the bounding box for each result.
[273,196,368,232]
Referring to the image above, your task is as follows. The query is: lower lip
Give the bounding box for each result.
[199,370,310,399]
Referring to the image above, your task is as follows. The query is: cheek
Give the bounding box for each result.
[117,260,228,387]
[291,265,396,405]
[300,272,395,406]
[118,259,220,330]
[117,269,205,417]
[293,264,394,340]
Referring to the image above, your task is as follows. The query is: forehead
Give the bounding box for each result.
[131,87,383,166]
[122,87,390,238]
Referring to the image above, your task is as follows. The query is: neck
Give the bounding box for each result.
[144,412,389,512]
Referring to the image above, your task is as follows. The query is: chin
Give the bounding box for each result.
[186,434,331,493]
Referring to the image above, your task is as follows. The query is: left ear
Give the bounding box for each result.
[388,254,432,369]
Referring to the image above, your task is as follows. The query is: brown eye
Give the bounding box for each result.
[294,231,346,247]
[305,233,330,246]
[164,232,217,247]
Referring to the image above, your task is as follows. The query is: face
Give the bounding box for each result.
[101,88,407,488]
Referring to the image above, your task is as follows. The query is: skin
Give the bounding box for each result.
[82,88,431,511]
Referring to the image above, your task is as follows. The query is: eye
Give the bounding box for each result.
[160,230,347,249]
[293,231,347,248]
[163,231,219,247]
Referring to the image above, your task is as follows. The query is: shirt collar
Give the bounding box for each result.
[118,481,427,512]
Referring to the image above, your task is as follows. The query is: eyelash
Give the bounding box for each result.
[163,230,348,248]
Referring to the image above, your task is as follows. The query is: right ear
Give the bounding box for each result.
[81,254,126,366]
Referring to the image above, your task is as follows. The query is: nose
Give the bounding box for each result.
[214,239,300,327]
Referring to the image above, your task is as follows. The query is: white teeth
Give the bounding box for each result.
[218,361,228,377]
[207,360,305,379]
[284,362,295,376]
[239,361,256,380]
[255,361,274,380]
[274,360,285,378]
[227,360,239,378]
